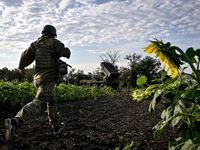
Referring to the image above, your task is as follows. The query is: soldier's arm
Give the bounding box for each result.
[18,42,35,69]
[20,68,26,75]
[53,39,71,59]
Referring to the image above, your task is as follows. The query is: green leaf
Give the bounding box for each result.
[194,130,200,144]
[164,92,176,102]
[145,84,159,92]
[154,98,193,137]
[181,139,200,150]
[172,98,193,127]
[186,47,197,63]
[161,71,167,80]
[184,88,196,98]
[152,78,162,83]
[158,76,178,90]
[176,137,183,146]
[153,111,183,137]
[177,98,193,109]
[179,122,189,142]
[152,120,167,137]
[171,115,181,127]
[161,102,175,120]
[195,49,200,58]
[185,129,192,142]
[193,90,200,97]
[149,89,163,114]
[137,75,147,86]
[169,141,176,150]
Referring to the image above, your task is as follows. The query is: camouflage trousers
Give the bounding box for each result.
[15,78,59,128]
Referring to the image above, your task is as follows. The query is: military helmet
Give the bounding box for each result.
[42,25,57,36]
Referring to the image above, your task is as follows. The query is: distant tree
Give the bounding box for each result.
[10,68,24,82]
[24,67,35,82]
[62,68,75,84]
[0,67,9,81]
[99,49,121,67]
[121,53,142,87]
[87,72,92,80]
[65,68,89,84]
[0,67,24,81]
[118,67,132,89]
[119,53,164,88]
[92,67,104,81]
[136,56,163,83]
[125,53,142,68]
[64,68,76,82]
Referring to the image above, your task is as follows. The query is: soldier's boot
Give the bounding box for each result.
[5,118,17,142]
[53,122,65,134]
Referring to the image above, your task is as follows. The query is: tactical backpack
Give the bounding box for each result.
[35,38,71,76]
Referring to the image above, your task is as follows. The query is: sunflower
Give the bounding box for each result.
[143,39,179,77]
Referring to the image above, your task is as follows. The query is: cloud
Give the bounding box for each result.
[59,0,74,10]
[0,0,23,7]
[75,0,96,5]
[0,53,11,58]
[1,0,200,49]
[0,0,200,72]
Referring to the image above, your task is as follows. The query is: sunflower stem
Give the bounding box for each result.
[170,46,200,87]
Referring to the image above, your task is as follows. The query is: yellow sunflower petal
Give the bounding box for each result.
[142,44,154,50]
[163,57,168,68]
[146,46,156,54]
[166,66,169,73]
[159,53,166,62]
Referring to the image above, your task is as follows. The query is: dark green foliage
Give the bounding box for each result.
[0,67,34,82]
[119,53,163,88]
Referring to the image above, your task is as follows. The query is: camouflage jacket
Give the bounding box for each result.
[18,35,71,80]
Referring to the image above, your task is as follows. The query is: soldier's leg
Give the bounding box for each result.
[14,99,44,126]
[5,79,45,141]
[49,96,65,134]
[47,94,59,129]
[14,79,45,126]
[45,81,64,134]
[33,80,59,129]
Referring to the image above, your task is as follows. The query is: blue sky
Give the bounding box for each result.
[0,0,200,74]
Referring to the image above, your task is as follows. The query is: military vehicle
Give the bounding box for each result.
[68,62,120,89]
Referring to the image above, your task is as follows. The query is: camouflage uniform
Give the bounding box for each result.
[15,34,71,129]
[15,78,59,128]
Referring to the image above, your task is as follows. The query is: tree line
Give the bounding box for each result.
[0,67,34,82]
[0,50,164,89]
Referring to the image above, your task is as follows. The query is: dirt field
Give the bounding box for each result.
[0,93,178,150]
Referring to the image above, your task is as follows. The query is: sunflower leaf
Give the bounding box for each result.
[137,75,147,86]
[161,71,167,80]
[186,47,197,63]
[158,76,178,90]
[149,89,164,114]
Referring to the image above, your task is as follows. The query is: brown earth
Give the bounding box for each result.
[0,93,178,150]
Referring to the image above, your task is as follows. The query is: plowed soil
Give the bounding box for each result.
[0,93,178,150]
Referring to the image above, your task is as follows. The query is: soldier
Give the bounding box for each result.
[5,25,71,142]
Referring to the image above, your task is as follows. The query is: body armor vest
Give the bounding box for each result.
[35,38,54,69]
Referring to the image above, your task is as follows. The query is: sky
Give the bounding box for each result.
[0,0,200,74]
